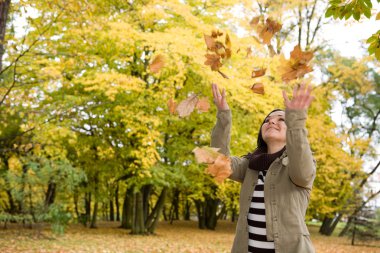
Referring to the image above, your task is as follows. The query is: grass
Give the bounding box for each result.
[0,220,379,253]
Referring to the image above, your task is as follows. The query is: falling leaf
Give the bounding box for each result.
[205,155,232,183]
[253,17,282,45]
[225,33,231,50]
[204,54,222,71]
[251,68,266,78]
[376,12,380,20]
[167,98,177,115]
[211,30,223,38]
[195,97,210,112]
[250,16,260,27]
[246,47,253,57]
[236,48,241,53]
[192,146,220,164]
[281,45,314,82]
[176,94,199,118]
[204,34,216,51]
[251,83,265,95]
[149,55,165,73]
[215,41,226,58]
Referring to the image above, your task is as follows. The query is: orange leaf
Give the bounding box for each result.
[225,33,231,50]
[254,18,282,45]
[204,34,216,51]
[205,155,232,183]
[211,30,223,38]
[250,16,260,27]
[195,97,210,112]
[149,55,165,73]
[176,94,199,118]
[251,68,266,78]
[281,45,314,82]
[251,83,265,95]
[193,146,220,164]
[204,54,222,71]
[167,98,177,115]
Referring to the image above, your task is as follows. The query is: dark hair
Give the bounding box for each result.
[256,109,284,150]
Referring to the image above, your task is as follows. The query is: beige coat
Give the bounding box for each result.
[211,109,316,253]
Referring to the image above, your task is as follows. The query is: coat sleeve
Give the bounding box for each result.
[211,110,249,183]
[285,109,316,189]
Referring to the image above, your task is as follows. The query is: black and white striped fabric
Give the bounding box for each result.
[247,170,275,253]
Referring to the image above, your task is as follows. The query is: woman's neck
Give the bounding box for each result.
[267,143,286,154]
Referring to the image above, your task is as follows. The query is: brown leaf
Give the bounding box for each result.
[251,68,266,78]
[176,94,199,118]
[204,54,222,71]
[250,16,260,27]
[255,18,282,45]
[167,98,177,115]
[225,33,231,50]
[195,97,210,112]
[193,146,220,164]
[211,30,223,38]
[149,55,165,73]
[205,155,232,183]
[204,34,216,51]
[251,83,265,95]
[281,45,314,82]
[214,41,226,57]
[246,47,253,57]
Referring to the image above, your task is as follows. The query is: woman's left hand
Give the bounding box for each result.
[282,83,314,110]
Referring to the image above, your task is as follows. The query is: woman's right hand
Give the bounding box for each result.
[212,83,230,111]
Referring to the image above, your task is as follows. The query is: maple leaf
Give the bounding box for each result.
[249,16,260,27]
[195,97,210,112]
[204,34,216,51]
[281,45,314,82]
[254,17,282,45]
[192,146,220,164]
[204,54,222,71]
[251,68,266,78]
[205,155,232,183]
[167,98,177,115]
[211,30,223,38]
[149,54,165,73]
[251,83,265,95]
[176,94,199,118]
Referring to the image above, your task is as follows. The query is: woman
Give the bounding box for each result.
[211,83,316,253]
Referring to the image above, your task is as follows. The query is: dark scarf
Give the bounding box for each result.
[245,146,286,171]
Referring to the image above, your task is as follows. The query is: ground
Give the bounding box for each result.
[0,220,379,253]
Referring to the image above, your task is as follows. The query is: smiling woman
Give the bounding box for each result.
[211,83,316,253]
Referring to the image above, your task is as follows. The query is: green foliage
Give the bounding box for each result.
[325,0,380,60]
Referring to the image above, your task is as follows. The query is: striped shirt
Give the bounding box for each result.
[247,170,275,253]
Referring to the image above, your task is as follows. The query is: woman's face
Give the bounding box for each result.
[261,111,286,145]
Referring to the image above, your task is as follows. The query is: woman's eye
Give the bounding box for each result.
[279,118,285,121]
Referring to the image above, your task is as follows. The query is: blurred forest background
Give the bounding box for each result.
[0,0,379,252]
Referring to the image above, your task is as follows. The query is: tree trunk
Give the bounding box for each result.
[195,200,206,229]
[45,181,56,207]
[85,193,91,226]
[339,188,380,237]
[73,191,80,219]
[6,190,16,214]
[90,201,98,228]
[131,191,145,234]
[142,184,152,222]
[121,188,133,229]
[109,200,114,221]
[0,0,11,72]
[205,198,218,230]
[145,187,167,234]
[183,199,191,220]
[115,184,120,221]
[319,214,342,236]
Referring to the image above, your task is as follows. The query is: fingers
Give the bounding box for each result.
[284,83,314,110]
